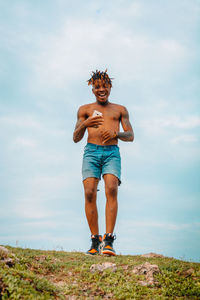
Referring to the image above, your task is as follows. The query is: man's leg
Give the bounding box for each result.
[83,177,99,235]
[101,174,118,256]
[103,174,118,233]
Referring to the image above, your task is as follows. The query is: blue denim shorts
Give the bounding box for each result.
[82,143,121,185]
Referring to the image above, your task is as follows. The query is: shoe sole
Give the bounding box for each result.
[102,250,117,256]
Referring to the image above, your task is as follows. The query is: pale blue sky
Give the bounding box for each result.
[0,0,200,261]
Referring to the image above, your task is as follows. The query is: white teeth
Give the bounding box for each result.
[97,91,107,99]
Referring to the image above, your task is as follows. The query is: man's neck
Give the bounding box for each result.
[96,100,109,106]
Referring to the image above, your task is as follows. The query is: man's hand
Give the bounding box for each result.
[73,112,104,143]
[101,129,118,144]
[84,115,104,128]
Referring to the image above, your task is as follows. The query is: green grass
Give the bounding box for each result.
[0,246,200,299]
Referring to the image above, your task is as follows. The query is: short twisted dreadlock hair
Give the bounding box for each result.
[87,69,112,87]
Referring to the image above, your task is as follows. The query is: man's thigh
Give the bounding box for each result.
[103,174,119,191]
[82,146,101,182]
[102,147,121,185]
[83,177,99,193]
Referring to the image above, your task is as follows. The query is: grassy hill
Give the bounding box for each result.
[0,245,200,299]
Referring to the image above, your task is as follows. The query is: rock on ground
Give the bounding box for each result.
[90,262,117,273]
[141,253,164,258]
[132,262,161,286]
[0,246,9,258]
[178,268,195,277]
[0,246,15,267]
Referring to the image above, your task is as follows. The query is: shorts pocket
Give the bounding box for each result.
[84,146,96,152]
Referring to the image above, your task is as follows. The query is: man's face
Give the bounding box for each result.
[92,80,111,104]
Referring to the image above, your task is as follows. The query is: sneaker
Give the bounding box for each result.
[102,233,116,256]
[86,234,102,255]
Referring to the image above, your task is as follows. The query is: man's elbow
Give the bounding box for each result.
[130,133,134,142]
[73,138,80,143]
[73,133,79,143]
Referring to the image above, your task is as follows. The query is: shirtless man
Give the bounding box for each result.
[73,70,134,256]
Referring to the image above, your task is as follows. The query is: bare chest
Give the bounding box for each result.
[87,104,121,122]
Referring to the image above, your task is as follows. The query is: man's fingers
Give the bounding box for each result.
[90,119,104,127]
[91,117,104,122]
[102,130,116,143]
[102,135,110,140]
[101,130,112,143]
[86,115,104,128]
[102,134,111,143]
[91,122,103,126]
[102,130,109,137]
[92,116,104,122]
[102,137,110,144]
[102,131,109,137]
[92,115,103,119]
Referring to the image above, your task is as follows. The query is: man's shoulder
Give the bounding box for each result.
[77,103,95,113]
[109,102,127,111]
[79,102,95,110]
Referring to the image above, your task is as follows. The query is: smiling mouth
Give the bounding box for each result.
[97,92,107,99]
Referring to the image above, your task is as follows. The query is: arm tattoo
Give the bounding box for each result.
[73,120,86,143]
[117,131,133,141]
[123,118,130,127]
[117,107,134,142]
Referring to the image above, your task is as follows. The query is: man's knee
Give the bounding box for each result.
[85,187,96,203]
[106,183,118,197]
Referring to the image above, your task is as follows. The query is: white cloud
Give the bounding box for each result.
[13,137,37,148]
[120,180,164,199]
[13,199,52,219]
[0,234,82,251]
[160,115,200,129]
[160,39,185,58]
[0,115,41,129]
[28,17,188,90]
[170,134,198,144]
[119,220,196,232]
[30,175,70,191]
[0,115,66,136]
[103,0,142,19]
[23,211,82,230]
[139,115,200,138]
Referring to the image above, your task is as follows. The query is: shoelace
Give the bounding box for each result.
[90,236,100,250]
[104,234,116,247]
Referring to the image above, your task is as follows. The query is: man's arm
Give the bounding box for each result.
[117,106,134,142]
[73,106,104,143]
